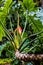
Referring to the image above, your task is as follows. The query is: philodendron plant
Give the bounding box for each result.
[0,0,43,65]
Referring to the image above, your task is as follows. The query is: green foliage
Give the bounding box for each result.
[0,58,12,64]
[0,0,4,4]
[0,44,6,56]
[29,16,43,33]
[0,0,43,65]
[0,0,13,41]
[23,0,35,11]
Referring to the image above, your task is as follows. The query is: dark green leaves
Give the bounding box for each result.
[23,0,35,11]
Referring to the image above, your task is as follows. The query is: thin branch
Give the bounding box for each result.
[29,30,43,38]
[21,11,28,38]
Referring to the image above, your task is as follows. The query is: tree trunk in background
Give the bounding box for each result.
[5,64,10,65]
[41,0,43,8]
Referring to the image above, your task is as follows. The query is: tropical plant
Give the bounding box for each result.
[0,0,43,65]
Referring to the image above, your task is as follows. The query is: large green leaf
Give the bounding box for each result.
[29,16,43,33]
[23,0,35,11]
[0,0,12,41]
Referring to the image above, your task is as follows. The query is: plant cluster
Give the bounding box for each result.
[0,0,43,65]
